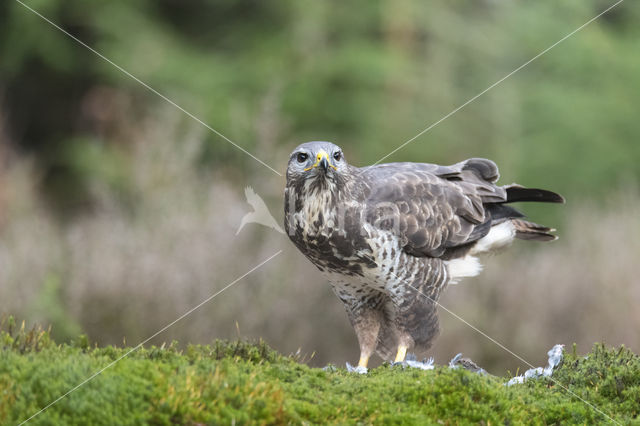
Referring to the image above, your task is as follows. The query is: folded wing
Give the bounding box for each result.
[360,158,563,258]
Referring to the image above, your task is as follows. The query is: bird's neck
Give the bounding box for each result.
[284,166,367,238]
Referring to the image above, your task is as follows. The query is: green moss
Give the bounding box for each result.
[0,320,637,424]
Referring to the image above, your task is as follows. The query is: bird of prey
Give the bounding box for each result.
[284,141,563,371]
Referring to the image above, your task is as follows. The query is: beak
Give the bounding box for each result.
[319,156,329,172]
[304,149,337,173]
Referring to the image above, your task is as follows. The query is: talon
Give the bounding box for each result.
[346,362,368,374]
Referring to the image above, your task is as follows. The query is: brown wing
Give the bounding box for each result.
[360,158,507,258]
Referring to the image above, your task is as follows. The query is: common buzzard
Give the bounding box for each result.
[284,141,563,371]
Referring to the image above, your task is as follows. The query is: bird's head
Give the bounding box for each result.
[286,141,349,188]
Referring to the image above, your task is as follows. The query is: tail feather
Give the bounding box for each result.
[487,204,524,222]
[504,185,565,204]
[511,219,557,241]
[484,184,563,243]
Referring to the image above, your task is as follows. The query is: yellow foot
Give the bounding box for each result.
[358,356,369,369]
[394,346,408,363]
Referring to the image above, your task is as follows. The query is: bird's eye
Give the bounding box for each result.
[296,152,308,163]
[333,151,342,162]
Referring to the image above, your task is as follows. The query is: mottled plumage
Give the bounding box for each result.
[284,141,563,368]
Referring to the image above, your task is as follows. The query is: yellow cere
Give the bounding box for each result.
[304,149,338,171]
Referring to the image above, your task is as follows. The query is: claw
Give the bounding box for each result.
[346,362,368,374]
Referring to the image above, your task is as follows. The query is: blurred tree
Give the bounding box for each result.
[0,0,638,215]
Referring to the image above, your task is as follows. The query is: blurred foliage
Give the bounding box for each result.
[28,274,83,342]
[1,0,639,213]
[2,321,640,424]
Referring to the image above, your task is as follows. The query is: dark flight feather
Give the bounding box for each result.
[504,185,565,204]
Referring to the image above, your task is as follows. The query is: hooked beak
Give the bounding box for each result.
[319,156,329,172]
[304,149,337,173]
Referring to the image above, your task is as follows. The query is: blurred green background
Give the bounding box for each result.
[1,0,639,373]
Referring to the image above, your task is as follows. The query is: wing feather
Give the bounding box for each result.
[360,159,507,257]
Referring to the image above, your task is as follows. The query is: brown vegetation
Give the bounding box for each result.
[0,114,638,373]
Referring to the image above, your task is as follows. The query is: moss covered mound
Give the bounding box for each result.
[1,318,638,425]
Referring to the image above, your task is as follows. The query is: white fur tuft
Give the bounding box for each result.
[445,256,482,284]
[470,221,516,255]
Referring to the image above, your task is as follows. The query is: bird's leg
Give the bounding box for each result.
[394,345,408,363]
[392,333,415,364]
[358,355,370,369]
[388,267,445,365]
[352,310,382,369]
